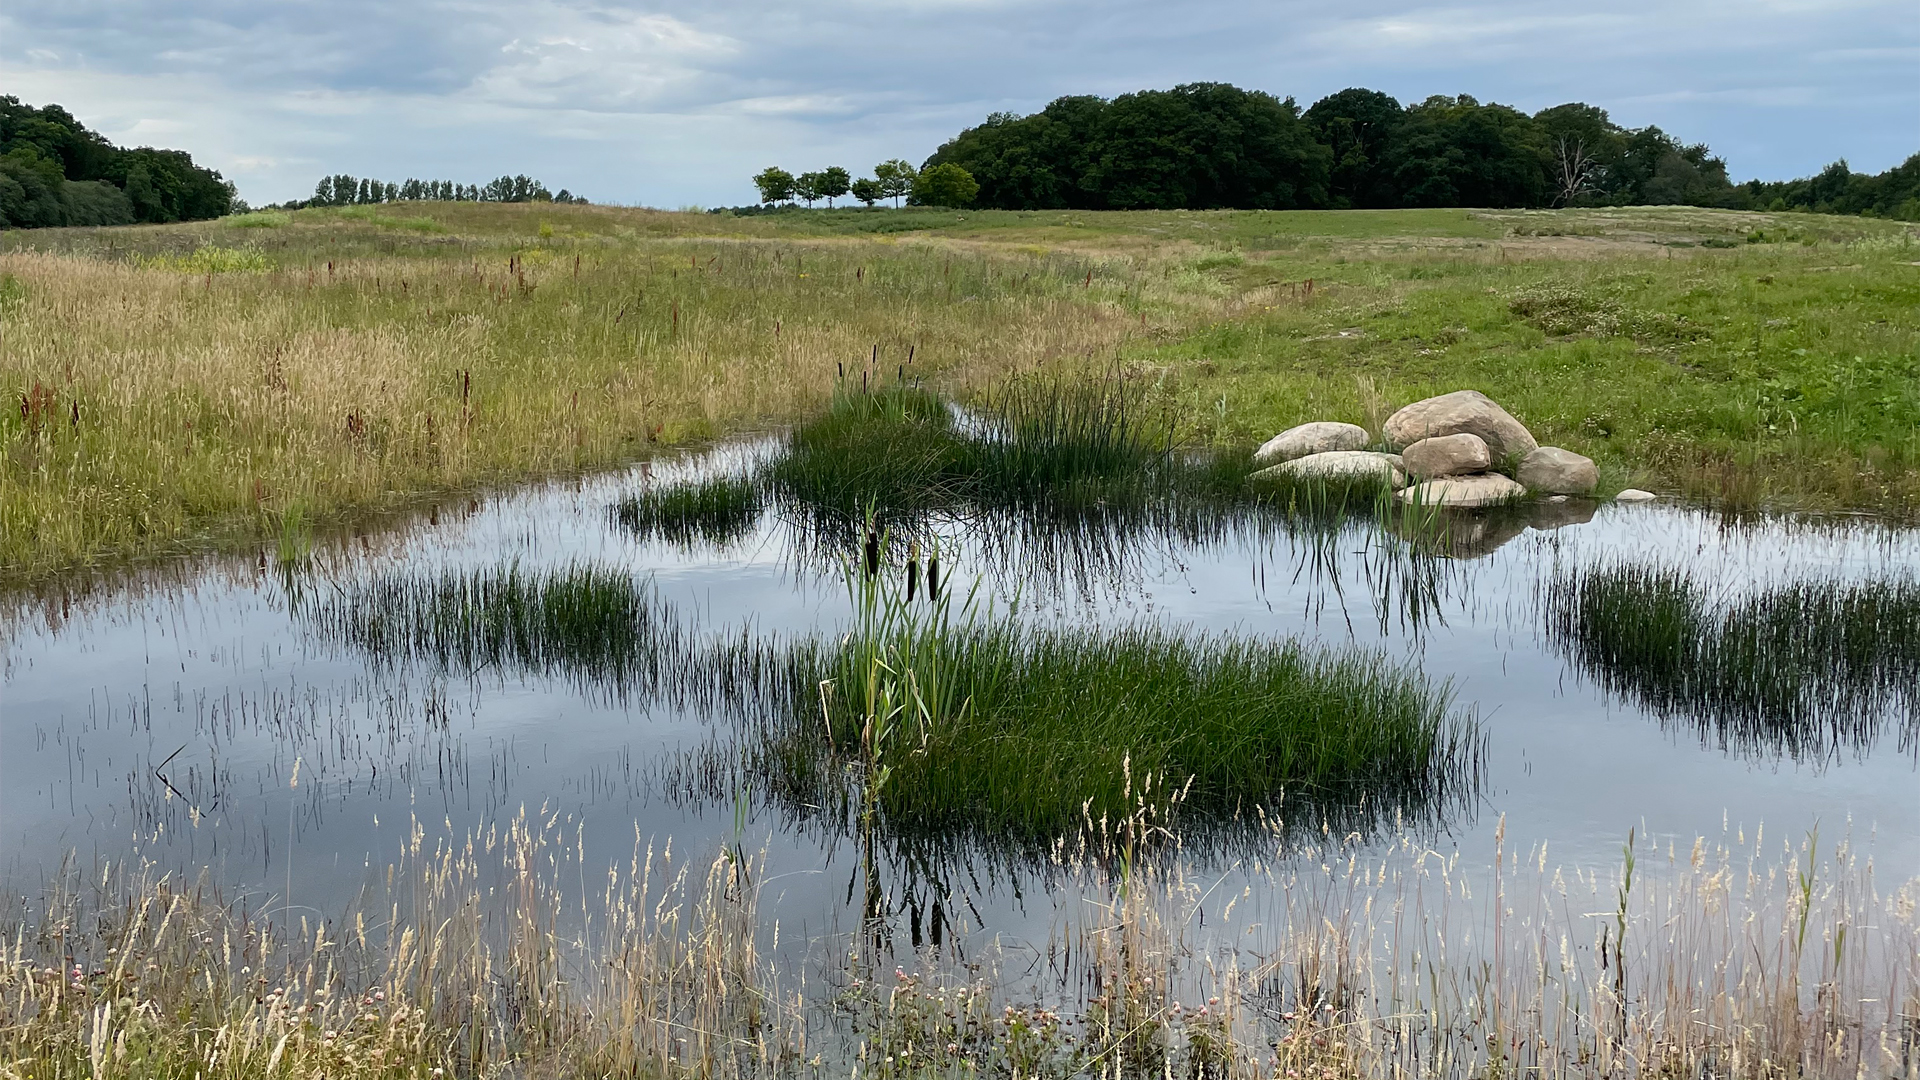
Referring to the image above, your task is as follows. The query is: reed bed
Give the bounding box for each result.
[310,549,1476,848]
[1548,563,1920,760]
[4,811,1914,1079]
[765,556,1477,848]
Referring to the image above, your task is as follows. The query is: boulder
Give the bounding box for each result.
[1397,474,1527,508]
[1383,390,1539,460]
[1516,446,1598,495]
[1526,495,1599,532]
[1254,450,1407,488]
[1253,421,1371,467]
[1402,433,1492,479]
[1614,488,1658,502]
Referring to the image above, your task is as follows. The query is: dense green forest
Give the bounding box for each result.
[1,95,233,228]
[924,84,1920,217]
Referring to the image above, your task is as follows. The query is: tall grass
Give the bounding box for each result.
[762,549,1477,849]
[1549,563,1920,759]
[0,214,1208,583]
[4,812,1914,1079]
[612,474,765,548]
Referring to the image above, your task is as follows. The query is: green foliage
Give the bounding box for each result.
[926,84,1328,211]
[781,557,1473,844]
[0,94,232,227]
[819,166,852,206]
[922,81,1914,216]
[849,177,883,206]
[754,166,796,205]
[793,170,829,207]
[303,173,583,209]
[874,159,917,206]
[909,162,979,208]
[1743,154,1920,219]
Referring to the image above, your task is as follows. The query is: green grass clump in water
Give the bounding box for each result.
[780,551,1475,847]
[1550,564,1920,760]
[311,562,768,711]
[611,474,764,547]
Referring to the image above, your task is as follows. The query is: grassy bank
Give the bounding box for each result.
[3,202,1917,583]
[4,812,1914,1079]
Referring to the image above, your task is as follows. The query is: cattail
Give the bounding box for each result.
[926,550,940,602]
[906,543,920,602]
[863,531,880,578]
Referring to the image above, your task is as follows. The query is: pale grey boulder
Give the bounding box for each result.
[1383,390,1539,460]
[1401,433,1492,479]
[1516,446,1599,495]
[1397,474,1527,508]
[1253,450,1407,488]
[1252,421,1371,467]
[1614,488,1658,502]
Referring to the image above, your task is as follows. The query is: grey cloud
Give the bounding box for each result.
[0,0,1912,206]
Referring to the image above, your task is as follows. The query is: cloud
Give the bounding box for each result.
[0,0,1913,207]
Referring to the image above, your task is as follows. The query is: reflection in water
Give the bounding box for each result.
[1548,563,1920,761]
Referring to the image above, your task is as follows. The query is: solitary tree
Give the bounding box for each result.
[794,170,826,207]
[874,159,917,207]
[820,166,851,207]
[908,162,978,208]
[849,177,883,206]
[753,166,796,205]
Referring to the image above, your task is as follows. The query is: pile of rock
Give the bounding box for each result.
[1251,390,1624,507]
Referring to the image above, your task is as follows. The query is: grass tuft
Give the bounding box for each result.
[1549,563,1920,759]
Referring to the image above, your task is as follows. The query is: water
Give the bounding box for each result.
[4,447,1918,953]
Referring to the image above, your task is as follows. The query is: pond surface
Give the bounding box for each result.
[4,444,1918,952]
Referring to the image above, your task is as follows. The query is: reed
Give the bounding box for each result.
[612,474,765,548]
[765,549,1478,848]
[1548,563,1920,759]
[5,811,1914,1079]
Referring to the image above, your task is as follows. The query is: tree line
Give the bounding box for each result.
[282,173,588,209]
[750,159,980,208]
[912,84,1918,218]
[1,95,234,229]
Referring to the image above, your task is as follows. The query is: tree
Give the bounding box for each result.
[819,166,851,207]
[753,166,796,205]
[794,170,826,207]
[849,177,883,206]
[1082,83,1329,209]
[909,162,978,207]
[1385,95,1550,208]
[874,159,918,207]
[1305,88,1404,208]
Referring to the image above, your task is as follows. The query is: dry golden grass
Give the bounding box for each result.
[0,217,1223,582]
[4,811,1914,1079]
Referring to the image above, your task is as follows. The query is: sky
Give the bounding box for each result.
[2,0,1916,208]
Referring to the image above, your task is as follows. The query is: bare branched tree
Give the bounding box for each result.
[1553,136,1600,207]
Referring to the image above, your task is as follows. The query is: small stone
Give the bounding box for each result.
[1614,488,1658,502]
[1383,390,1539,460]
[1252,422,1370,467]
[1402,433,1492,479]
[1253,450,1407,488]
[1516,446,1599,495]
[1397,474,1527,508]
